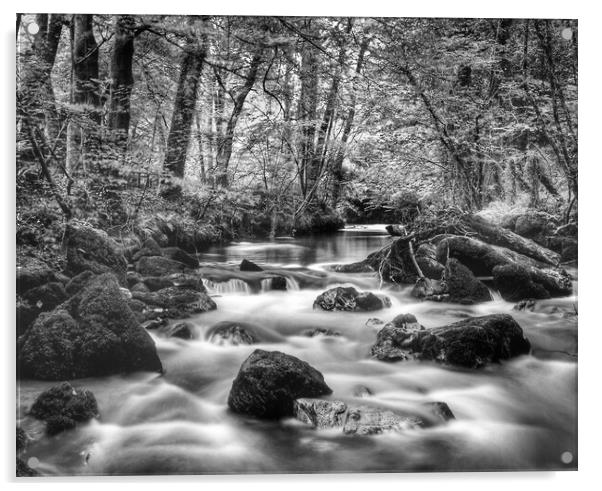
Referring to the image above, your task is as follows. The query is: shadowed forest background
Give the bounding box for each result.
[17,14,577,260]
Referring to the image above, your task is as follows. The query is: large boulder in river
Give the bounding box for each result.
[492,264,550,301]
[436,235,571,300]
[18,273,163,380]
[29,382,99,435]
[64,224,127,284]
[228,349,332,419]
[313,286,391,312]
[135,255,189,276]
[371,313,531,368]
[444,258,492,304]
[132,286,216,317]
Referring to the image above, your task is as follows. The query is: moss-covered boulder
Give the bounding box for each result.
[371,313,531,368]
[444,258,492,304]
[18,273,162,380]
[64,224,127,284]
[16,257,56,295]
[135,256,189,276]
[29,382,99,435]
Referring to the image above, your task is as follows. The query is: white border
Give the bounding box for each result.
[3,1,601,490]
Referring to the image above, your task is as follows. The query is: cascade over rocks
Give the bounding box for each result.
[228,349,332,419]
[371,313,531,368]
[18,273,163,380]
[29,382,99,435]
[64,224,128,284]
[313,286,391,312]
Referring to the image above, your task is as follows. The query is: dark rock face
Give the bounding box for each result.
[22,282,68,312]
[132,237,163,262]
[135,256,188,276]
[18,273,163,380]
[313,286,392,312]
[207,321,258,346]
[16,257,56,295]
[228,349,332,419]
[29,382,99,435]
[64,224,127,284]
[386,224,406,236]
[240,259,263,272]
[444,258,492,304]
[161,247,199,269]
[293,398,454,435]
[493,264,550,301]
[371,313,531,368]
[270,276,287,291]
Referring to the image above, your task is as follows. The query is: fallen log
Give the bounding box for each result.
[463,214,560,266]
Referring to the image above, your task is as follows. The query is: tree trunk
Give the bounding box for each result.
[164,20,208,178]
[70,14,102,171]
[215,48,263,187]
[107,15,135,154]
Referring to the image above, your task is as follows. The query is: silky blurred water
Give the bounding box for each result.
[16,225,578,475]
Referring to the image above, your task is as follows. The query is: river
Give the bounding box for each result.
[16,225,578,475]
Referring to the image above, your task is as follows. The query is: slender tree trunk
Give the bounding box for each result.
[164,20,208,178]
[297,31,319,196]
[215,49,263,187]
[70,14,102,172]
[107,15,135,155]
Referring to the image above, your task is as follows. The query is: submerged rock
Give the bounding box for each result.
[64,224,128,284]
[228,349,332,419]
[371,313,530,368]
[302,327,341,338]
[29,382,99,435]
[293,398,454,435]
[18,273,163,380]
[163,322,193,340]
[207,321,258,346]
[313,286,391,312]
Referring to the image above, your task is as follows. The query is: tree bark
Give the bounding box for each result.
[164,19,208,178]
[107,15,135,153]
[215,48,264,187]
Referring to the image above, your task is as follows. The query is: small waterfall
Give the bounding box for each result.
[203,278,251,295]
[259,276,300,292]
[488,287,503,301]
[285,277,300,291]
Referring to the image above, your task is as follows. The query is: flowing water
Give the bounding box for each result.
[16,225,578,475]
